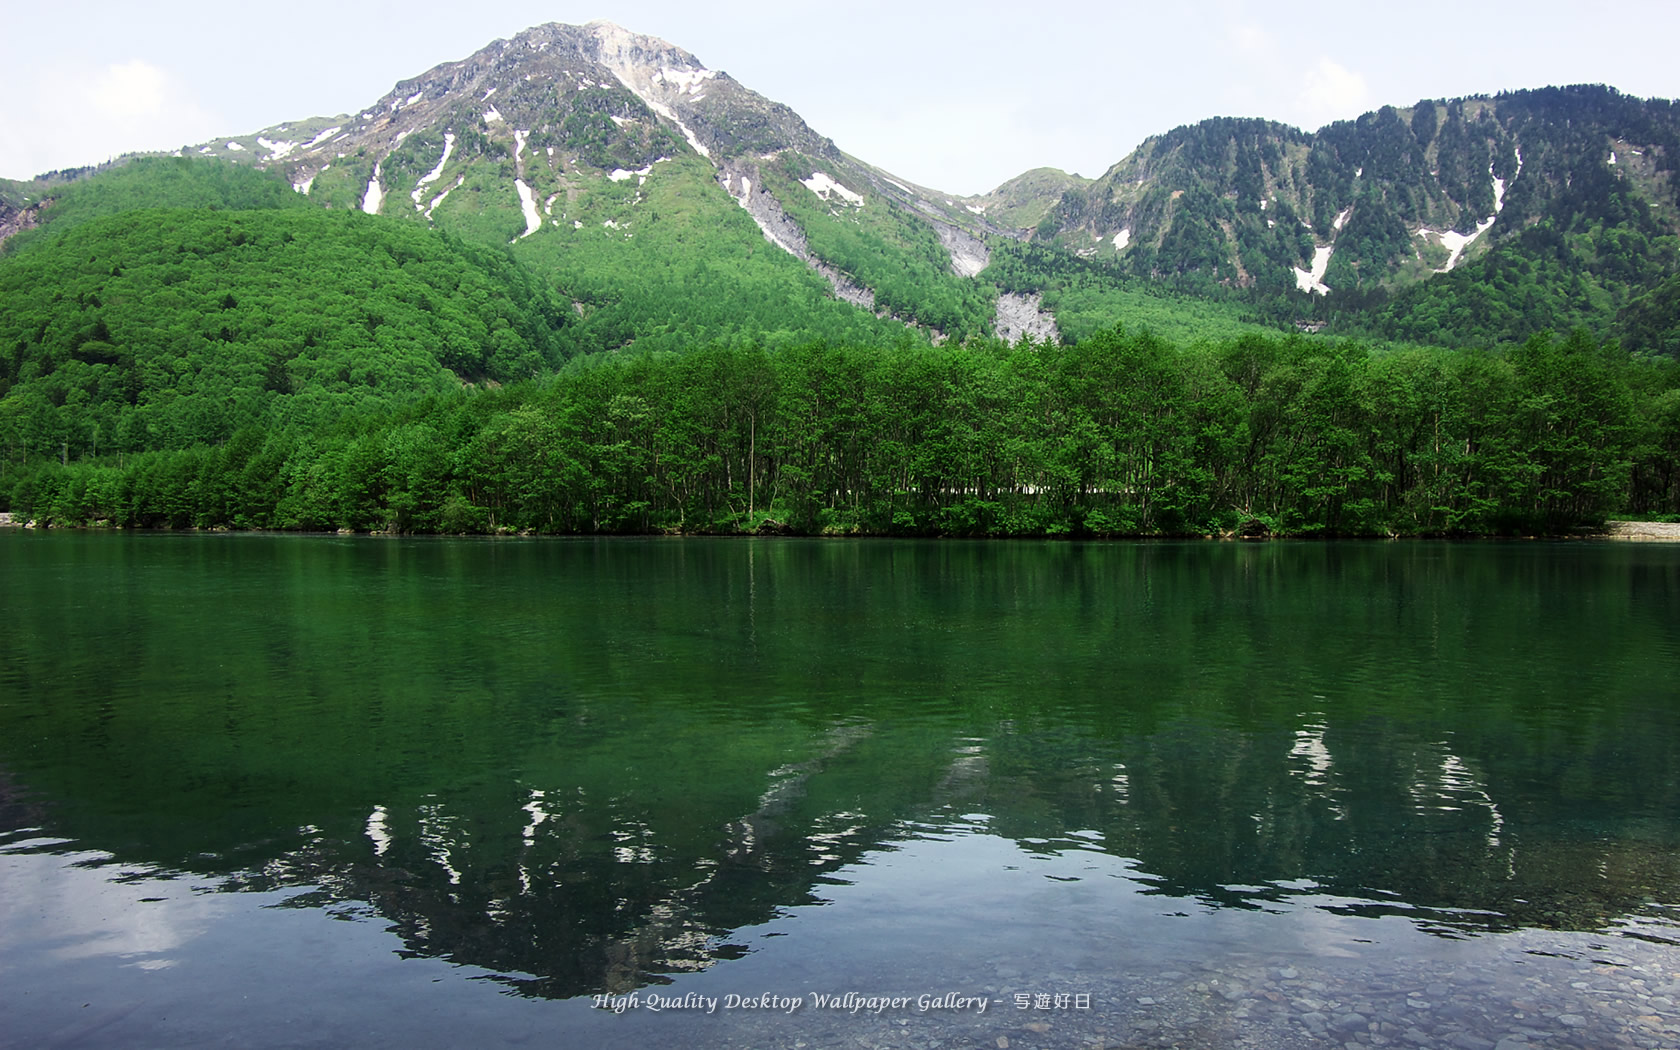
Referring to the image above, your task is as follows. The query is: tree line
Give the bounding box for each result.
[7,328,1676,536]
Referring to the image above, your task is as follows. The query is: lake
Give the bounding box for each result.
[2,532,1678,1049]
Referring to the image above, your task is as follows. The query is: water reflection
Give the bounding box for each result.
[0,533,1677,1014]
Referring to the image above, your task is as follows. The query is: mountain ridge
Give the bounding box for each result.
[4,23,1678,355]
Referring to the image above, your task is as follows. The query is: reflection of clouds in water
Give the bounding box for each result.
[0,844,232,971]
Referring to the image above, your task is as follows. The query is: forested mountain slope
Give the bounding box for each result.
[7,25,1675,354]
[157,21,1025,347]
[0,168,570,459]
[2,23,1679,535]
[1005,86,1679,348]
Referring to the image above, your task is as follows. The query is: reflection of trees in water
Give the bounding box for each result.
[966,713,1680,935]
[51,703,1675,998]
[169,721,905,999]
[4,539,1679,998]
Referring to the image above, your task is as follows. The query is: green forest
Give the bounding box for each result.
[3,151,1678,538]
[6,330,1677,537]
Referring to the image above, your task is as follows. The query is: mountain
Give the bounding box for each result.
[0,162,572,457]
[156,21,1046,349]
[4,22,1679,361]
[1006,87,1680,347]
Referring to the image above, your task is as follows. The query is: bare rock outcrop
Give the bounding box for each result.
[0,200,44,251]
[717,161,874,309]
[993,291,1059,344]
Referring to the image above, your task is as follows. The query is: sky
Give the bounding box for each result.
[5,1,1680,196]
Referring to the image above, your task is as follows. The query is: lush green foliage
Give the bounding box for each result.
[507,155,922,354]
[2,157,314,254]
[984,241,1282,345]
[1038,87,1680,353]
[8,330,1674,536]
[762,154,995,339]
[0,207,569,460]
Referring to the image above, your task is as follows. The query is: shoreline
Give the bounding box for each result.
[4,513,1678,542]
[1602,520,1680,541]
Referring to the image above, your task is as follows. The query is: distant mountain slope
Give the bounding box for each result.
[4,23,1676,354]
[164,21,1020,345]
[1018,86,1680,306]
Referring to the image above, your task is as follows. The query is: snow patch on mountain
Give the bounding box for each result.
[424,176,463,221]
[258,137,298,161]
[1113,228,1131,250]
[801,171,864,206]
[1430,215,1496,273]
[1333,206,1352,231]
[1293,245,1333,295]
[412,133,456,208]
[362,165,384,215]
[1424,160,1513,272]
[655,66,717,93]
[717,161,875,309]
[655,103,710,158]
[514,180,542,239]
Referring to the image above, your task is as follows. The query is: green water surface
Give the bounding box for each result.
[1,533,1677,1048]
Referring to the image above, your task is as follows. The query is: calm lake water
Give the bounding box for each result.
[2,532,1678,1049]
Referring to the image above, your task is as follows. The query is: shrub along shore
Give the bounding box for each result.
[5,329,1678,538]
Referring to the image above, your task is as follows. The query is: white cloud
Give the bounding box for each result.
[1226,22,1275,57]
[86,59,174,120]
[1295,57,1372,130]
[0,58,223,178]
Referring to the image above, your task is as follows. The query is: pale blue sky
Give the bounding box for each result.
[5,1,1678,195]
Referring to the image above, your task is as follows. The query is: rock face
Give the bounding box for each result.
[993,292,1058,344]
[170,20,994,331]
[0,200,42,250]
[716,160,875,309]
[936,222,989,278]
[1024,87,1680,296]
